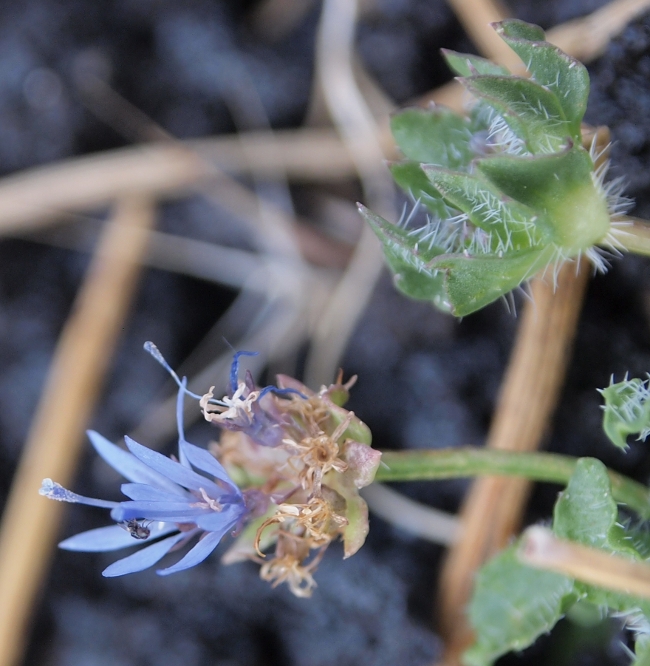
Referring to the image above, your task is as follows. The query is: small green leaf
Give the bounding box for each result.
[461,75,571,154]
[390,107,474,168]
[430,246,553,317]
[464,546,576,666]
[389,161,450,218]
[358,204,452,311]
[359,203,443,265]
[422,166,546,250]
[553,458,619,549]
[553,457,642,559]
[441,49,510,77]
[599,376,650,451]
[494,19,589,137]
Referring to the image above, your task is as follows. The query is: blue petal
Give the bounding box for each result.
[110,500,202,523]
[195,502,245,532]
[179,441,240,491]
[124,436,224,497]
[113,500,195,513]
[156,529,224,576]
[59,523,176,552]
[87,431,185,496]
[120,483,188,502]
[102,532,189,577]
[39,479,118,509]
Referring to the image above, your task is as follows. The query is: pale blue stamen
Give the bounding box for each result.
[144,341,227,407]
[229,350,259,393]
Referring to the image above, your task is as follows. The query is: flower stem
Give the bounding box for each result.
[376,448,650,518]
[616,216,650,257]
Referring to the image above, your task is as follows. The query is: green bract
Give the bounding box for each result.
[361,19,621,316]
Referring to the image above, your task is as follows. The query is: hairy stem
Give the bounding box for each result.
[376,448,650,518]
[616,216,650,257]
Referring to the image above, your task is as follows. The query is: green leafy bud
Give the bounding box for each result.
[599,375,650,450]
[364,19,628,316]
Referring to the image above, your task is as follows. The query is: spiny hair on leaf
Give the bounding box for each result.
[463,179,537,241]
[383,236,437,276]
[583,245,612,274]
[407,211,503,258]
[486,112,527,156]
[589,137,633,222]
[407,212,463,249]
[508,96,564,129]
[587,138,634,258]
[533,245,572,290]
[396,198,424,229]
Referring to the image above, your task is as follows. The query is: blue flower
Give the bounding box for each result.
[39,385,249,577]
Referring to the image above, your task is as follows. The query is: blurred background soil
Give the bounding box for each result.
[1,1,650,665]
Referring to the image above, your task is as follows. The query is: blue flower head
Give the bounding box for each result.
[39,382,249,577]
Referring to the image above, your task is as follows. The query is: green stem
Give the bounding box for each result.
[376,448,650,518]
[615,216,650,257]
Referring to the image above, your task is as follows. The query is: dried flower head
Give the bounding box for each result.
[258,530,325,598]
[208,367,380,596]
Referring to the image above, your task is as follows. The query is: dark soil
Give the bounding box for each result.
[1,1,649,665]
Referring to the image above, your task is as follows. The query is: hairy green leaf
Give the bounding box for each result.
[358,204,443,263]
[553,457,643,559]
[358,204,452,311]
[430,246,553,317]
[422,166,546,250]
[461,75,571,154]
[389,161,450,218]
[390,107,474,168]
[465,457,650,665]
[494,19,589,137]
[552,458,650,628]
[553,458,619,548]
[464,546,576,666]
